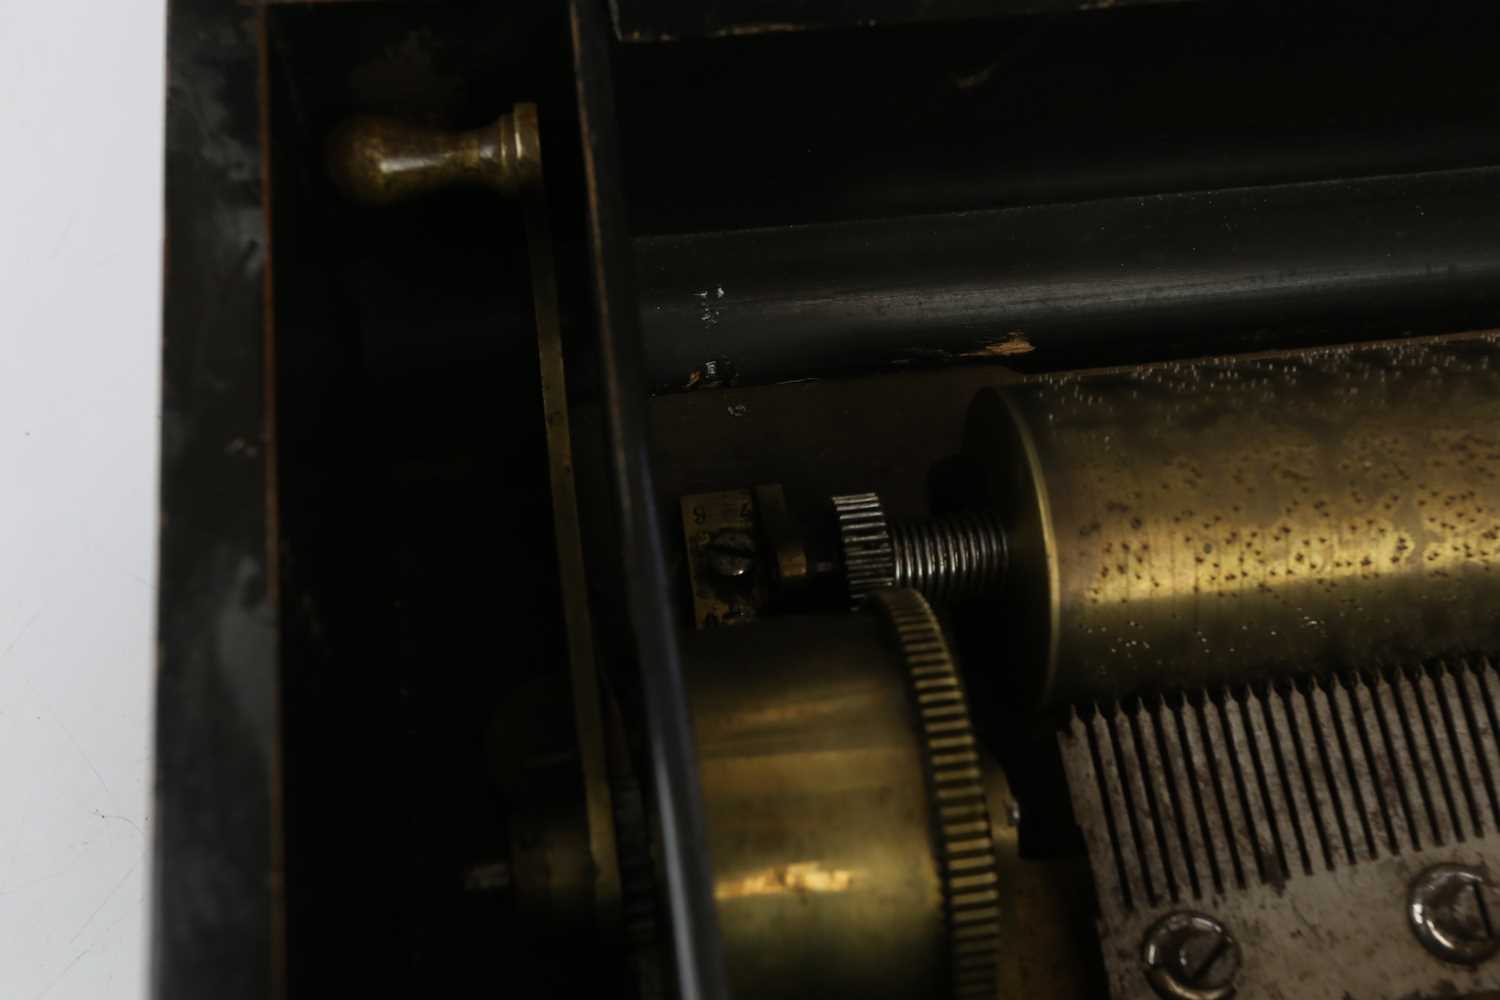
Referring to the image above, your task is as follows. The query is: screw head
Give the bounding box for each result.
[1409,863,1500,965]
[705,529,757,580]
[1142,911,1240,1000]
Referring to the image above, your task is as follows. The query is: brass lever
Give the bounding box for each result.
[326,108,537,204]
[325,101,623,934]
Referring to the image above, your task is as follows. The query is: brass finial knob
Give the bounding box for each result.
[327,103,539,204]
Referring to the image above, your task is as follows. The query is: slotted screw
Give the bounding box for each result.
[1410,863,1500,965]
[1142,911,1241,1000]
[705,529,756,580]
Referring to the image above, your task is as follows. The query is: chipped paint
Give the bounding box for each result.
[696,285,725,327]
[964,332,1035,358]
[683,356,736,391]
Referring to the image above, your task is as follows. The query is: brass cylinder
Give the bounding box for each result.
[967,335,1500,705]
[681,613,949,999]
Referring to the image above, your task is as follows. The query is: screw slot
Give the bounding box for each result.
[1142,911,1240,1000]
[1409,863,1500,965]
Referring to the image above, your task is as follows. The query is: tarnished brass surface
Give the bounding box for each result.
[326,110,533,204]
[681,613,948,999]
[968,335,1500,704]
[510,102,622,934]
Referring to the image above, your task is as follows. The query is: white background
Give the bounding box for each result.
[1,1,164,996]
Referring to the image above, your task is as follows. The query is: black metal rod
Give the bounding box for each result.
[569,3,730,1000]
[636,165,1500,390]
[615,4,1500,233]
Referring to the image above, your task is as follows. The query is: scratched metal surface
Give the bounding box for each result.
[1059,668,1500,999]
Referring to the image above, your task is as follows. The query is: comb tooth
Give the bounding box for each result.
[1354,674,1409,854]
[1372,672,1428,852]
[1218,692,1284,886]
[1433,664,1486,838]
[1242,691,1302,879]
[1392,671,1454,846]
[1412,669,1466,843]
[1089,707,1148,912]
[1261,689,1321,874]
[1194,695,1254,893]
[1308,681,1366,862]
[1112,707,1169,907]
[1327,679,1383,861]
[1171,697,1231,896]
[1289,684,1348,868]
[1060,709,1132,920]
[1135,699,1199,900]
[1456,659,1500,831]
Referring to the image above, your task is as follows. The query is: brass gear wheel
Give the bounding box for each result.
[873,588,1001,1000]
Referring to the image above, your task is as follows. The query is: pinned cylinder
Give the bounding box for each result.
[966,336,1500,705]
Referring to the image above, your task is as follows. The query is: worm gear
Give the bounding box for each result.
[834,492,1008,609]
